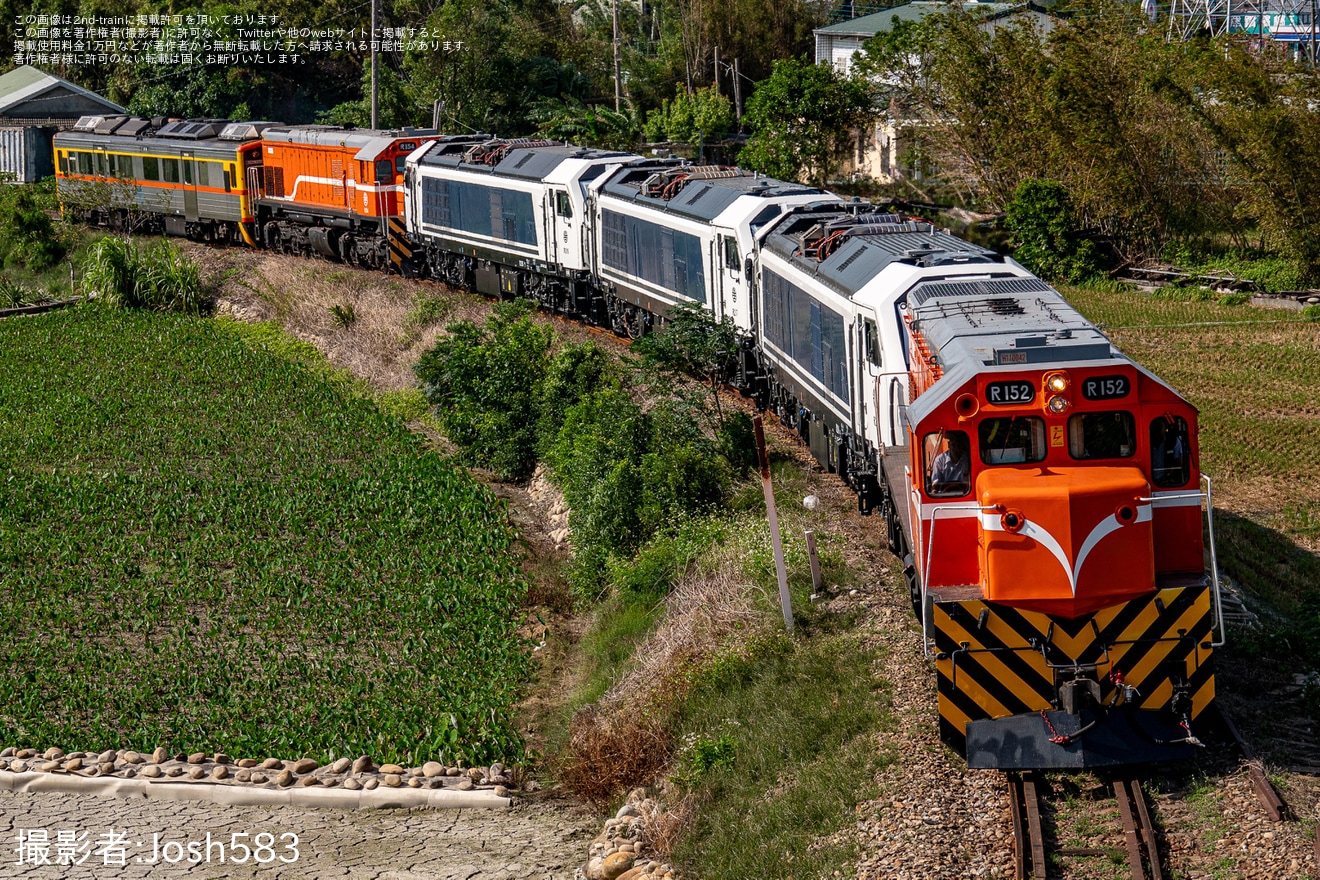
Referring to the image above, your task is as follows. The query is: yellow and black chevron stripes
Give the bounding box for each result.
[388,217,412,269]
[934,586,1215,753]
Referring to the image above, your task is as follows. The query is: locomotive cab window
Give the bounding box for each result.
[723,236,739,271]
[1068,411,1135,460]
[394,155,408,175]
[1151,416,1190,487]
[979,416,1046,464]
[924,429,972,497]
[375,159,394,183]
[555,191,572,218]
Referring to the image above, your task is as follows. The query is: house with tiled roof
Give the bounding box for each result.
[0,65,124,182]
[814,2,1058,184]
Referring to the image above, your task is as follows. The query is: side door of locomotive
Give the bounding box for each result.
[856,308,886,449]
[713,227,743,325]
[548,188,575,269]
[181,150,199,221]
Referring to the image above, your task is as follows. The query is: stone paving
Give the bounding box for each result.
[0,790,593,879]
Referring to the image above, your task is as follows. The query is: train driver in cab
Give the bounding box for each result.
[929,431,971,497]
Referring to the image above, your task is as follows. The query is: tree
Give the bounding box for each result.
[530,98,642,151]
[738,57,873,186]
[1005,179,1105,283]
[644,85,733,143]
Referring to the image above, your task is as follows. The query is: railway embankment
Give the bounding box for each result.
[36,241,1307,879]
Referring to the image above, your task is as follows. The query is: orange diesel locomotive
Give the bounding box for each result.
[893,283,1221,768]
[244,125,480,272]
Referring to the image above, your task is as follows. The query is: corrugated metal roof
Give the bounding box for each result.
[0,65,124,117]
[814,1,1024,36]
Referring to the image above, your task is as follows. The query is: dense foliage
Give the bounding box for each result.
[415,301,552,481]
[857,0,1320,281]
[8,0,829,137]
[738,56,874,186]
[415,306,740,595]
[0,309,530,763]
[1005,179,1105,283]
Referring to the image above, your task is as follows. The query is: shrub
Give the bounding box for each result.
[80,236,210,314]
[1,188,66,270]
[536,340,618,456]
[547,390,730,596]
[414,301,552,481]
[1006,178,1106,283]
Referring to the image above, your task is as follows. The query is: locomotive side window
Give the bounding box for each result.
[1068,411,1135,459]
[1151,416,1190,487]
[375,159,394,183]
[723,236,739,270]
[555,191,572,218]
[162,158,179,184]
[924,430,972,497]
[979,417,1046,464]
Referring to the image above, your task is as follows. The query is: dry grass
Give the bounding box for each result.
[186,243,490,393]
[599,558,763,717]
[561,546,766,807]
[559,706,674,809]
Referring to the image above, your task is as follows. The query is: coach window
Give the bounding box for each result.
[183,161,194,185]
[1151,416,1190,487]
[57,152,67,175]
[1068,411,1136,460]
[555,191,572,218]
[142,156,159,181]
[924,429,972,497]
[162,158,179,184]
[979,416,1047,464]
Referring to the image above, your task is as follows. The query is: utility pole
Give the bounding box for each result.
[713,45,719,94]
[370,0,378,129]
[733,58,743,131]
[612,0,622,112]
[1312,0,1317,65]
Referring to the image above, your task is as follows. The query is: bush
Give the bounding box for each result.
[1,188,66,271]
[546,390,730,596]
[1006,179,1106,284]
[414,301,552,481]
[80,236,209,314]
[536,341,618,456]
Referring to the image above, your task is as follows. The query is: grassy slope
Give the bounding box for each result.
[0,307,528,765]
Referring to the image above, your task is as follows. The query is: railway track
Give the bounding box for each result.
[1007,771,1164,880]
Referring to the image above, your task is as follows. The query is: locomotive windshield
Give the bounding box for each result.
[978,416,1046,464]
[1068,411,1136,459]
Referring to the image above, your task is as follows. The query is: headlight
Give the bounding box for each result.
[1047,394,1070,414]
[1045,372,1070,394]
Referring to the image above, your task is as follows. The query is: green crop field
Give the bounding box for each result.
[0,308,529,765]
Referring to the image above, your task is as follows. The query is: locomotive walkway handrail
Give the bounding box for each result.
[921,503,1002,658]
[1138,474,1225,647]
